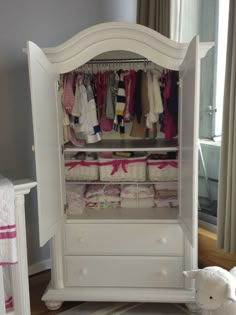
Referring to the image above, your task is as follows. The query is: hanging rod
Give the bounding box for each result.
[86,58,150,64]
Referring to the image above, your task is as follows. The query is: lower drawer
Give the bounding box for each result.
[64,256,184,288]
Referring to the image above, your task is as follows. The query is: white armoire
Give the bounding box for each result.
[26,22,213,310]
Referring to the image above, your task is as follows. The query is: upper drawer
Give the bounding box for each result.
[64,223,184,256]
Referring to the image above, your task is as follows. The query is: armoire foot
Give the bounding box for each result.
[185,302,201,313]
[45,300,63,311]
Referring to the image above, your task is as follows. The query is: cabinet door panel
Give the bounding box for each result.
[179,36,200,247]
[27,41,64,246]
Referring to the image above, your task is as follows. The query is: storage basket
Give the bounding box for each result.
[147,159,178,181]
[99,155,147,181]
[64,159,99,181]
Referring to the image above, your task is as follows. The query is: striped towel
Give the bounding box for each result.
[0,175,17,311]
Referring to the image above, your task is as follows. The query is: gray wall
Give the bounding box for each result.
[0,0,137,269]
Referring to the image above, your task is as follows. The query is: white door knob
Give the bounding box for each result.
[160,270,167,276]
[78,237,85,244]
[158,237,167,244]
[80,268,88,276]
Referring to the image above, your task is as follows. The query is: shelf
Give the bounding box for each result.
[66,180,178,185]
[64,138,178,153]
[66,206,179,223]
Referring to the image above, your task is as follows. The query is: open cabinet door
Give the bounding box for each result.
[178,36,200,247]
[27,41,65,246]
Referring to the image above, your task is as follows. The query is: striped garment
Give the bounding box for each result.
[114,73,126,134]
[0,175,17,311]
[62,73,75,114]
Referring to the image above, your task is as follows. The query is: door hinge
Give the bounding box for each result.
[207,106,217,115]
[177,78,183,89]
[64,203,68,212]
[57,80,62,92]
[61,144,64,154]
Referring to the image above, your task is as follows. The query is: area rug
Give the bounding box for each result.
[57,302,193,315]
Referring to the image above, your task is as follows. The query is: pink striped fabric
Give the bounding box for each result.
[0,175,17,311]
[5,296,13,310]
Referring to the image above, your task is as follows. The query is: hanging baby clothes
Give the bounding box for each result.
[62,73,75,115]
[161,71,178,141]
[146,69,163,136]
[123,70,136,121]
[132,70,143,124]
[94,72,112,132]
[130,71,150,138]
[86,80,102,142]
[73,74,101,143]
[62,106,70,143]
[113,72,126,134]
[166,70,179,126]
[75,75,92,135]
[105,72,116,120]
[72,73,81,117]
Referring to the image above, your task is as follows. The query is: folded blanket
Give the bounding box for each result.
[121,198,154,208]
[155,189,178,201]
[66,184,86,214]
[67,199,84,215]
[85,184,120,198]
[121,184,155,200]
[86,201,120,209]
[86,195,120,203]
[121,184,154,194]
[66,184,86,198]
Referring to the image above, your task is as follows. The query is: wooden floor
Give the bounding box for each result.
[198,227,236,269]
[29,270,78,315]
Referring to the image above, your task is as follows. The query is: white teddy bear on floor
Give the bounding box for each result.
[183,266,236,315]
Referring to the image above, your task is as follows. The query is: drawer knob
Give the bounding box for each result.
[160,270,167,276]
[157,237,167,244]
[78,237,85,244]
[80,268,88,276]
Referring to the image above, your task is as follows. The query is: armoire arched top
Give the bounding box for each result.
[40,22,213,74]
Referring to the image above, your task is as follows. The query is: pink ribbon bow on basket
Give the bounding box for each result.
[148,161,178,169]
[65,160,98,170]
[99,158,147,176]
[110,160,128,175]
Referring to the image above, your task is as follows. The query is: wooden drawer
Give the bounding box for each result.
[64,256,184,288]
[64,223,184,256]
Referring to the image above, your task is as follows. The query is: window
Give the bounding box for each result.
[213,0,230,137]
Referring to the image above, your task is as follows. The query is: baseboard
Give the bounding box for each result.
[28,259,51,276]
